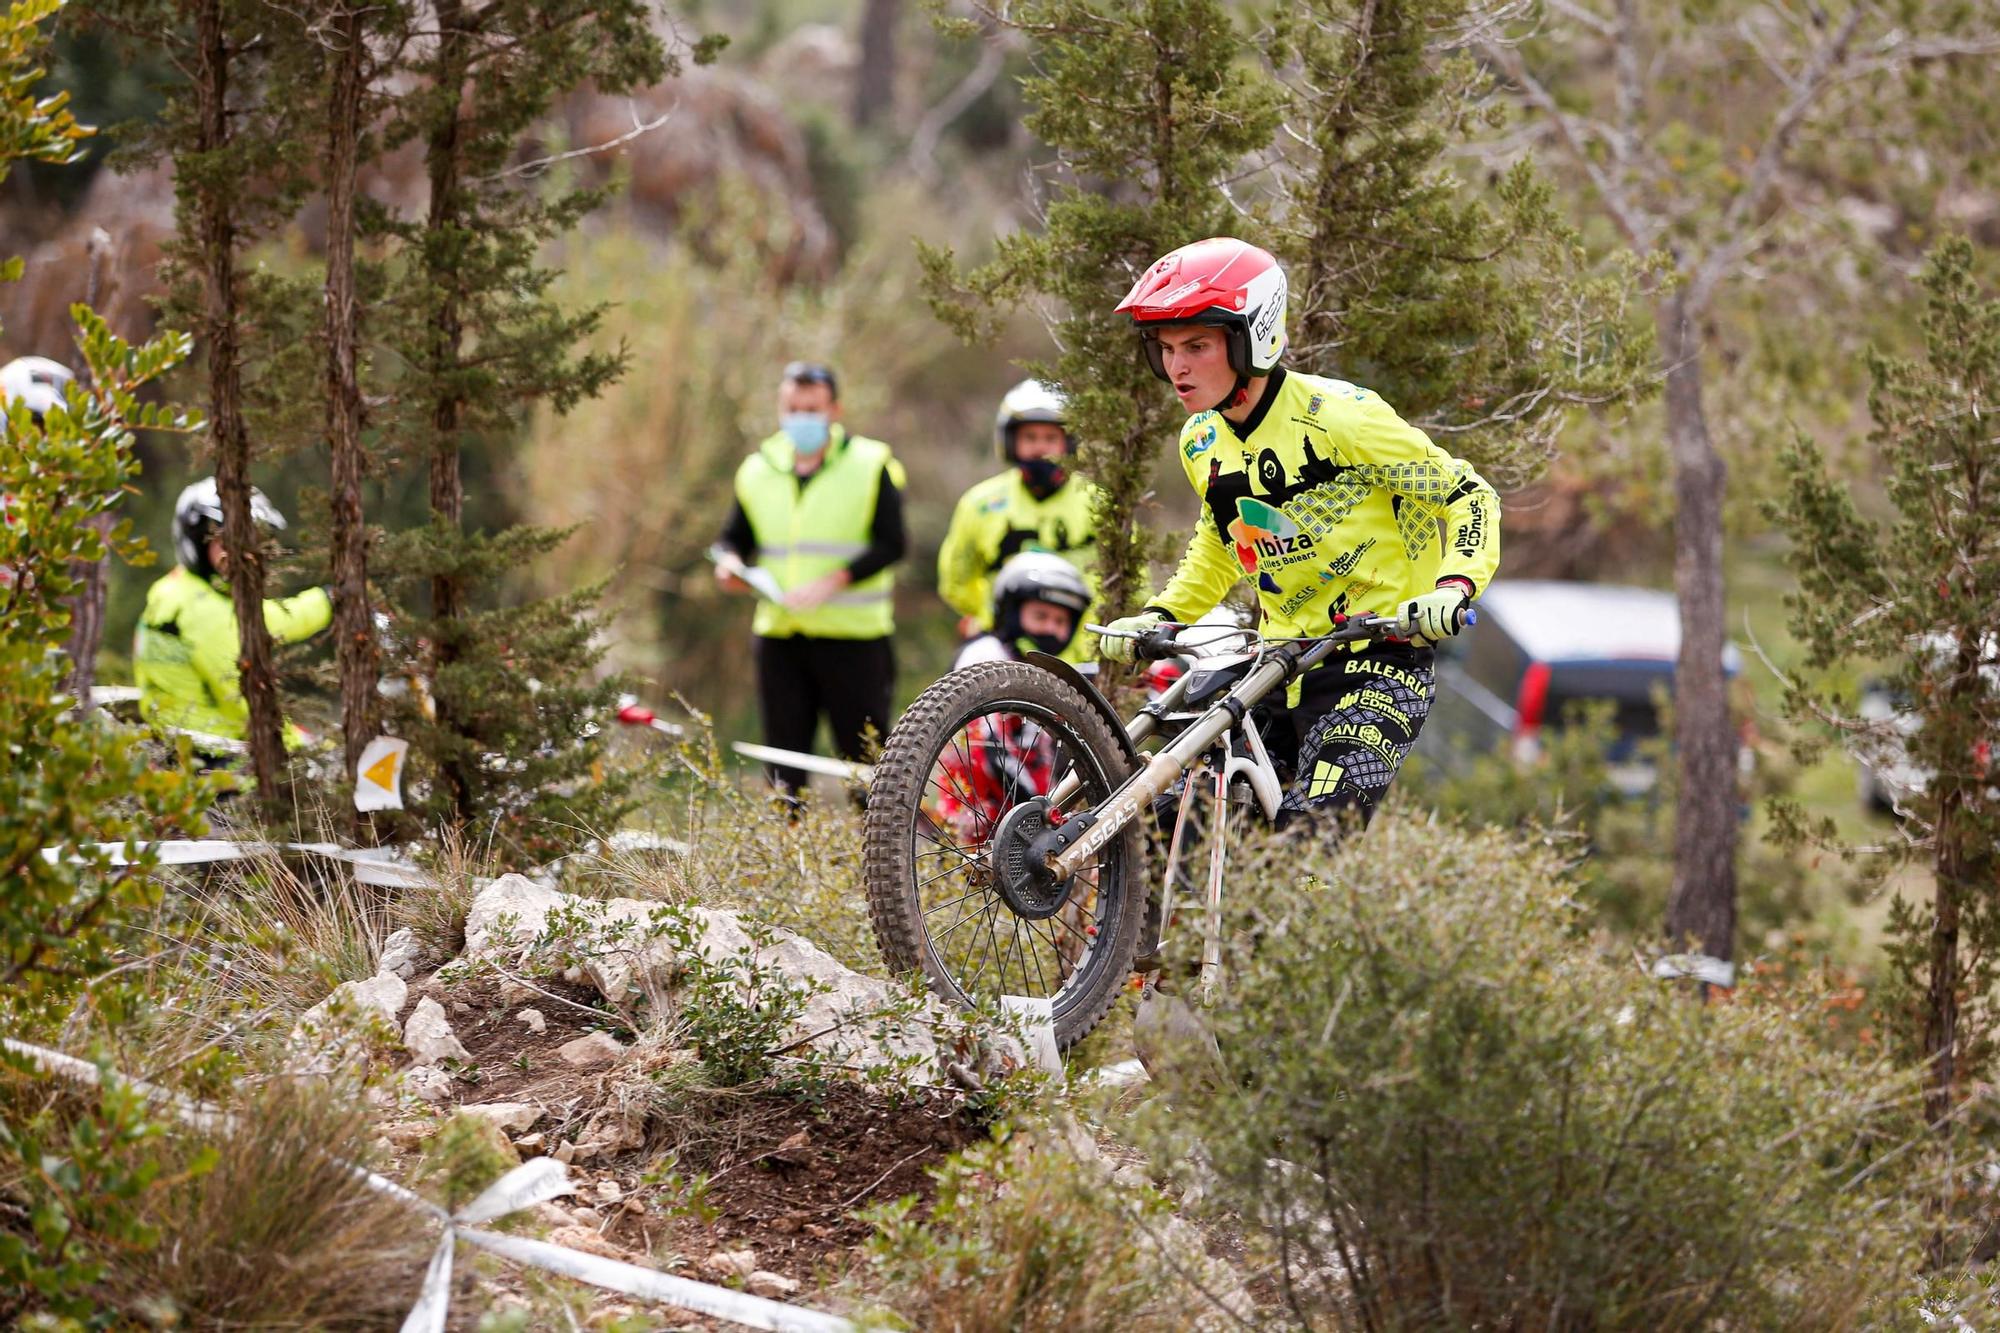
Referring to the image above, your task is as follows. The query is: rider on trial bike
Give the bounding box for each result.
[936,551,1094,836]
[1097,237,1501,826]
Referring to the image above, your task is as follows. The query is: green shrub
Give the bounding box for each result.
[863,1126,1237,1332]
[1139,812,1925,1331]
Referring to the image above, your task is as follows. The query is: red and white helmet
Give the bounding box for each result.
[1114,238,1288,383]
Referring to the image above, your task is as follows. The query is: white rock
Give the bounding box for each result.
[568,1205,603,1228]
[557,1031,626,1069]
[377,928,425,981]
[404,1065,455,1104]
[517,1007,547,1034]
[581,900,755,1006]
[459,1101,541,1134]
[746,1271,799,1299]
[297,970,408,1036]
[704,1249,758,1281]
[756,932,946,1078]
[403,995,472,1066]
[595,1179,623,1205]
[463,873,569,961]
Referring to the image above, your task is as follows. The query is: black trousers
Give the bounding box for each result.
[753,634,895,795]
[1276,641,1436,827]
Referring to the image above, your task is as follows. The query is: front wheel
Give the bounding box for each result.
[862,661,1146,1048]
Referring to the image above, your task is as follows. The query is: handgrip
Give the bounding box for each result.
[1135,625,1180,661]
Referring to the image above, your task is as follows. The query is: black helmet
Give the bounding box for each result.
[992,551,1091,657]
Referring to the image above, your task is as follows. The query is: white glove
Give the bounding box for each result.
[1096,610,1166,664]
[1397,583,1471,645]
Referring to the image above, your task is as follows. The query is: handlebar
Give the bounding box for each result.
[1088,606,1476,661]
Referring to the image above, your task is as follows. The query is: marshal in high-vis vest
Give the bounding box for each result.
[715,361,908,795]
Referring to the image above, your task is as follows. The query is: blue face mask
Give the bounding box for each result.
[781,412,831,455]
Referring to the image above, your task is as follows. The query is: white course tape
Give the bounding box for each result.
[2,1038,858,1333]
[39,838,428,889]
[732,741,874,783]
[1651,952,1736,988]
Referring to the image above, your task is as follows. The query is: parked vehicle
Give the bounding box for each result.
[1417,580,1742,795]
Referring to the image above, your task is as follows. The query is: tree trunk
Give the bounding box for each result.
[324,0,375,797]
[194,0,287,806]
[851,0,900,129]
[62,534,106,701]
[1657,288,1738,969]
[424,0,475,825]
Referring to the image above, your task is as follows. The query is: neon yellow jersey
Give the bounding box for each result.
[936,468,1102,663]
[1148,368,1499,639]
[133,566,332,746]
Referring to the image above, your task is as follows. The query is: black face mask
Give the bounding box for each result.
[1015,630,1072,658]
[1017,456,1068,497]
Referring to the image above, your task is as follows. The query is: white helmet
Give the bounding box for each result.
[1,356,77,425]
[993,379,1069,462]
[174,476,287,579]
[992,551,1092,656]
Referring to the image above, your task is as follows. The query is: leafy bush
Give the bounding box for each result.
[863,1126,1239,1332]
[1138,812,1925,1330]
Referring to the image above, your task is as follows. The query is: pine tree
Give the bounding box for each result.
[1768,237,2000,1236]
[919,0,1286,629]
[369,2,699,851]
[1270,0,1650,488]
[82,0,319,809]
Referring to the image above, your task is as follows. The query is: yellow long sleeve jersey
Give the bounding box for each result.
[1147,368,1499,638]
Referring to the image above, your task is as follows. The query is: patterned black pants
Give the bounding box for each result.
[1275,641,1435,827]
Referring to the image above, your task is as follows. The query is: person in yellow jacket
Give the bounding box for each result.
[714,361,908,795]
[133,477,333,750]
[1098,237,1501,826]
[937,379,1103,663]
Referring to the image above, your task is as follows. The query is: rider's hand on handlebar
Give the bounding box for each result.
[1397,581,1473,646]
[1096,610,1167,664]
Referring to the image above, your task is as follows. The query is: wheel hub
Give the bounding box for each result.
[988,797,1073,920]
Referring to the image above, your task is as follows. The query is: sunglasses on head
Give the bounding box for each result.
[781,361,838,397]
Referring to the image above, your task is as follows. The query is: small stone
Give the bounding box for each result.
[517,1007,548,1035]
[704,1249,758,1281]
[551,1140,577,1164]
[746,1271,799,1299]
[377,928,424,981]
[459,1101,540,1134]
[498,977,535,1004]
[403,996,472,1066]
[622,1197,647,1215]
[545,1224,623,1259]
[802,1223,832,1240]
[513,1132,547,1153]
[568,1205,603,1228]
[556,1031,626,1069]
[404,1065,455,1104]
[380,1121,435,1150]
[595,1179,623,1205]
[296,970,408,1037]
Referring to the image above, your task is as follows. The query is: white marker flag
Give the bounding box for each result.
[355,736,411,812]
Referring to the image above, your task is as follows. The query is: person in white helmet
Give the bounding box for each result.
[0,355,76,432]
[937,378,1104,664]
[952,550,1093,670]
[132,478,333,748]
[0,357,81,594]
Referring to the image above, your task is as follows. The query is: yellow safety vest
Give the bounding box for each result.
[734,426,904,639]
[937,468,1102,663]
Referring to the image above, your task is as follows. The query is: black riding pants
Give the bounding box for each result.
[753,634,895,795]
[1276,641,1435,827]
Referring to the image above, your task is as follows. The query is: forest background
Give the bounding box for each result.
[2,0,1995,970]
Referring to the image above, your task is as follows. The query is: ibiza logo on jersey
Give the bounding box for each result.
[1228,496,1315,570]
[1453,497,1488,557]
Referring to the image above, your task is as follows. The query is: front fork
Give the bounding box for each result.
[1148,743,1232,1003]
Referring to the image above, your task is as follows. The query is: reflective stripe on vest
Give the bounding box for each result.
[736,428,899,639]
